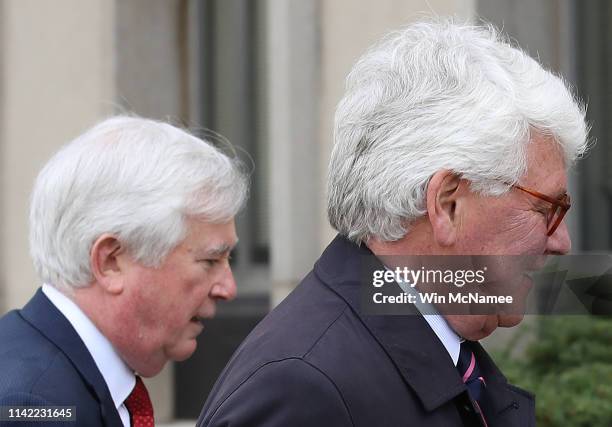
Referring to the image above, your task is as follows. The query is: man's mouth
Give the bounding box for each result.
[190,316,204,325]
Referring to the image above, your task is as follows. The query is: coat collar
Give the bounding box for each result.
[314,235,534,424]
[20,288,124,427]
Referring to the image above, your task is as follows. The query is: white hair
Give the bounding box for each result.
[327,18,589,244]
[29,115,248,289]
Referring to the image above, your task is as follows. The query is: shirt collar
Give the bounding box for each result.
[42,284,135,412]
[395,274,462,365]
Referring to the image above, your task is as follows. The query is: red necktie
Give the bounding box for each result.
[124,376,155,427]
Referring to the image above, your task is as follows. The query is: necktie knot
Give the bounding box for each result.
[125,376,154,427]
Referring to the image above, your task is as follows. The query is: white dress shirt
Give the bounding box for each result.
[42,284,135,427]
[395,278,463,366]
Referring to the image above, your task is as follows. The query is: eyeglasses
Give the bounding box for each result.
[510,184,571,236]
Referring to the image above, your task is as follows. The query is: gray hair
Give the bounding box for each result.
[29,115,248,289]
[327,19,588,244]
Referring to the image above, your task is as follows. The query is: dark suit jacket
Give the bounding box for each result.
[0,289,124,427]
[197,235,535,426]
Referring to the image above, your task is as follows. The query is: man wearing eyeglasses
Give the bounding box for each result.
[197,19,588,427]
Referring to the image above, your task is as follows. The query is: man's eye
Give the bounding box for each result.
[201,255,231,267]
[535,206,548,217]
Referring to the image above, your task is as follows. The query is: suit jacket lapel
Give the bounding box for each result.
[472,342,536,427]
[20,289,124,427]
[314,236,467,411]
[315,235,535,425]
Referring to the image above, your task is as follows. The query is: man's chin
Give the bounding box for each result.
[168,340,198,363]
[497,313,524,328]
[450,313,525,341]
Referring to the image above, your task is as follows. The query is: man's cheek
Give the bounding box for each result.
[502,215,546,252]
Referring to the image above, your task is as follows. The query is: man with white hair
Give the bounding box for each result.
[197,20,588,427]
[0,116,247,426]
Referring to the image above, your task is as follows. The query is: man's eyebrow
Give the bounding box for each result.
[203,241,238,257]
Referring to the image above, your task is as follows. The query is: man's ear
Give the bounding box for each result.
[426,170,462,247]
[90,234,127,295]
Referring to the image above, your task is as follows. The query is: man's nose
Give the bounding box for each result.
[547,220,571,255]
[211,264,237,301]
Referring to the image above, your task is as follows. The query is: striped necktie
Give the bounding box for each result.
[457,341,488,426]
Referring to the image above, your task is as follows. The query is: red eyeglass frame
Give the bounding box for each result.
[511,183,571,236]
